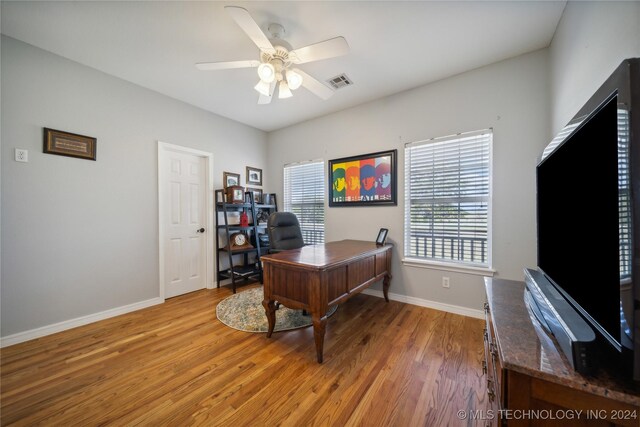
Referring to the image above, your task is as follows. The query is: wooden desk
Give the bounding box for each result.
[261,239,392,363]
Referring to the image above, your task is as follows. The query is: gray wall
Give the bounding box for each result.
[549,1,640,134]
[3,1,639,338]
[1,36,267,337]
[267,50,550,312]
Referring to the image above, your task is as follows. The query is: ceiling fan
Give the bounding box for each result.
[196,6,350,104]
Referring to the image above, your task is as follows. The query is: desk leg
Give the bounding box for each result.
[312,313,327,363]
[262,299,277,338]
[383,273,392,303]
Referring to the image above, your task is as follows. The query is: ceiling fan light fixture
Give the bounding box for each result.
[197,7,350,105]
[254,80,272,96]
[257,62,275,83]
[278,81,293,99]
[286,70,303,90]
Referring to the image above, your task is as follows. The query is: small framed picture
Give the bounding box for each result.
[43,128,97,161]
[246,187,263,204]
[246,166,262,186]
[376,228,389,246]
[223,171,240,188]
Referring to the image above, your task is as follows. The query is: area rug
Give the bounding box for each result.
[216,287,338,333]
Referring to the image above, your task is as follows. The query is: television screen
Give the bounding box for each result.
[537,93,622,347]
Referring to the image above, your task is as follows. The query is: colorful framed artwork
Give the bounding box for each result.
[328,149,397,207]
[43,128,97,161]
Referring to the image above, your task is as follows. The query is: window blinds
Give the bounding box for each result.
[284,160,325,245]
[404,130,492,266]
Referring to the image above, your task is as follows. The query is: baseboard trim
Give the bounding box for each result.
[362,289,484,319]
[0,297,164,348]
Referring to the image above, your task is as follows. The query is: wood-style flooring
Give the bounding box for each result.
[1,285,487,426]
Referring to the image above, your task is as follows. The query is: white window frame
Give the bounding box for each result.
[283,159,325,245]
[402,129,495,276]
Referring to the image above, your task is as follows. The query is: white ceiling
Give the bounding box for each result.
[1,1,566,132]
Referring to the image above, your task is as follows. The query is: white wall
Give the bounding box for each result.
[1,36,267,337]
[549,1,640,134]
[267,51,550,312]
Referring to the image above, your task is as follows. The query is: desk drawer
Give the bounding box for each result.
[267,266,310,304]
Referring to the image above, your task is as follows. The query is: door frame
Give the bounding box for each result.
[158,141,215,301]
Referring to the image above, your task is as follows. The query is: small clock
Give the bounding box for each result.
[226,185,245,204]
[228,232,253,251]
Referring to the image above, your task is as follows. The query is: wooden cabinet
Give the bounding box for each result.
[483,301,504,425]
[483,278,639,427]
[215,189,277,293]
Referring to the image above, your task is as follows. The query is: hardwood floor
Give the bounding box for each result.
[1,285,487,426]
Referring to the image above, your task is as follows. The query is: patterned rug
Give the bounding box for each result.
[216,287,338,333]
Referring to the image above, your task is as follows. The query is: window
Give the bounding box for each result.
[404,129,492,267]
[284,160,325,244]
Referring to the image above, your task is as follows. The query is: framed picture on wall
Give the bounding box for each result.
[246,166,262,186]
[223,171,240,188]
[328,149,397,207]
[43,128,97,161]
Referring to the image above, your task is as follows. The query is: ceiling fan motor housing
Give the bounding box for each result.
[260,33,293,82]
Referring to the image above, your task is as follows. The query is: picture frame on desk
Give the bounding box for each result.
[376,228,388,246]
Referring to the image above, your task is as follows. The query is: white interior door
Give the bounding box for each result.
[162,150,207,298]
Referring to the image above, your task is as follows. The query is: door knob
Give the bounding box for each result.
[196,228,205,233]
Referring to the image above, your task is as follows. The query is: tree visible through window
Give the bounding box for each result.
[404,130,492,266]
[284,160,325,245]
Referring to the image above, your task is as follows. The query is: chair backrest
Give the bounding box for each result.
[267,212,304,252]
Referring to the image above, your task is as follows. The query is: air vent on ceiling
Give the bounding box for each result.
[326,74,353,90]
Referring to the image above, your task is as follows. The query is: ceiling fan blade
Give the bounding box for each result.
[225,6,276,55]
[292,68,334,100]
[195,60,260,71]
[289,37,350,64]
[258,81,276,104]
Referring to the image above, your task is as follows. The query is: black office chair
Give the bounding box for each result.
[267,212,305,253]
[266,212,307,315]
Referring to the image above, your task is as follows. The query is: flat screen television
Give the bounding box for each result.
[534,58,639,381]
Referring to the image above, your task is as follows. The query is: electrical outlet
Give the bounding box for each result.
[442,276,450,288]
[15,149,28,163]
